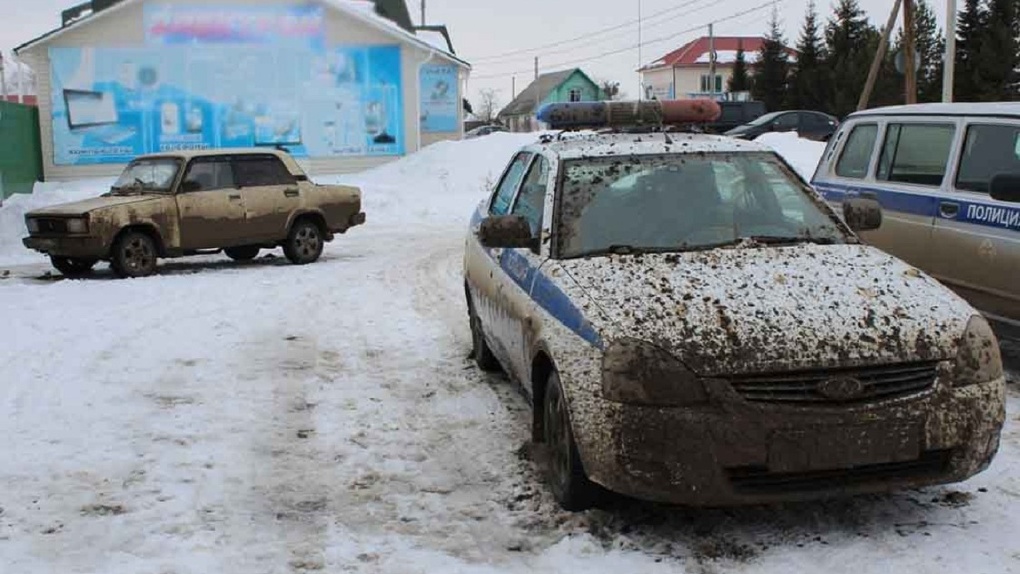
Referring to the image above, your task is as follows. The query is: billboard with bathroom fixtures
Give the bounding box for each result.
[48,4,404,165]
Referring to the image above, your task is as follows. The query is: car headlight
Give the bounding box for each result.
[65,217,88,234]
[601,338,708,406]
[25,218,39,234]
[954,315,1003,387]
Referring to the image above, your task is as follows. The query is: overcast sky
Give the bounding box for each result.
[1,0,949,106]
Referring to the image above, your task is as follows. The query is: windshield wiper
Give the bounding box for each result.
[745,235,839,246]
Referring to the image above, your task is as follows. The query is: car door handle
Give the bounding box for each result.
[228,194,242,200]
[284,188,300,197]
[939,201,960,218]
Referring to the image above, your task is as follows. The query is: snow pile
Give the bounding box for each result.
[0,178,113,265]
[321,132,543,227]
[755,132,827,181]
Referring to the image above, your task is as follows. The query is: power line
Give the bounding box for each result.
[469,0,782,81]
[468,0,716,63]
[472,0,718,68]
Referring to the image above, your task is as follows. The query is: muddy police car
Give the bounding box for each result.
[462,100,1006,510]
[23,148,365,278]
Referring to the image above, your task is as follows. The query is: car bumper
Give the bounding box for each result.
[579,376,1005,506]
[23,235,107,258]
[349,211,366,227]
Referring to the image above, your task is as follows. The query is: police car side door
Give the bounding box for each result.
[470,151,533,368]
[499,154,552,384]
[929,121,1020,321]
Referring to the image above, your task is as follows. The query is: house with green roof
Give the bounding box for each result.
[498,68,602,132]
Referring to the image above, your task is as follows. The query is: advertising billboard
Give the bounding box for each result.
[419,64,459,133]
[48,5,405,165]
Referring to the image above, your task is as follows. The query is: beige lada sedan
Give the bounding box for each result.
[23,148,365,278]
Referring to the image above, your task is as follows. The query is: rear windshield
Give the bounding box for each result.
[556,152,849,258]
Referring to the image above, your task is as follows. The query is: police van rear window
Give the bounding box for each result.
[956,124,1020,194]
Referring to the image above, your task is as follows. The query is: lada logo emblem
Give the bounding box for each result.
[816,377,866,401]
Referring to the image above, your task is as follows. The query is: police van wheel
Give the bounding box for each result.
[468,296,501,372]
[543,371,598,511]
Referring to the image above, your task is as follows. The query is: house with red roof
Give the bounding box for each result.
[638,36,797,101]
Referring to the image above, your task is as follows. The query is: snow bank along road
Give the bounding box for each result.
[2,133,1020,574]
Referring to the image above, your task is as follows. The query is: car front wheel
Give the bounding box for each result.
[283,220,324,265]
[224,246,260,261]
[543,371,598,511]
[50,256,97,278]
[110,231,158,278]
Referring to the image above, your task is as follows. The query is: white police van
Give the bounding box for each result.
[812,103,1020,325]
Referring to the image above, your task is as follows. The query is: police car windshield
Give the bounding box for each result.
[557,152,849,258]
[112,158,182,194]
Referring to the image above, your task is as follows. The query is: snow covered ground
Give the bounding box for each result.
[1,133,1019,573]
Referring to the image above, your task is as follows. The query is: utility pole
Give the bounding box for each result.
[708,23,716,96]
[512,76,516,99]
[638,0,643,100]
[943,0,956,102]
[858,0,902,110]
[903,0,917,104]
[534,57,539,131]
[0,51,7,103]
[420,0,426,26]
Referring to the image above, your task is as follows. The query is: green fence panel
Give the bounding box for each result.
[0,101,43,200]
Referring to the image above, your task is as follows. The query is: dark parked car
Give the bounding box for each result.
[726,110,839,141]
[465,124,508,139]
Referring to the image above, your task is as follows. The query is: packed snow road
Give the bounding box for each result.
[2,133,1020,573]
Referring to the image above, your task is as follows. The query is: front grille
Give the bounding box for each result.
[729,361,939,405]
[727,450,952,495]
[32,218,69,234]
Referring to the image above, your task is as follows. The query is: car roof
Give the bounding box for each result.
[848,102,1020,119]
[530,132,770,160]
[132,147,306,175]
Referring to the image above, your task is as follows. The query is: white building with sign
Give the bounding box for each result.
[15,0,469,181]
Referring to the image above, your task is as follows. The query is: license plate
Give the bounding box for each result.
[768,424,921,473]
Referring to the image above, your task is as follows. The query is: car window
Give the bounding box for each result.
[774,113,799,129]
[113,158,181,192]
[806,113,833,128]
[876,124,955,187]
[835,123,878,179]
[956,124,1020,194]
[557,152,849,258]
[232,156,297,187]
[490,152,532,215]
[181,158,235,192]
[511,156,549,236]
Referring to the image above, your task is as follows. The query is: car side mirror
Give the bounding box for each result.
[989,173,1020,203]
[478,215,538,250]
[843,197,883,232]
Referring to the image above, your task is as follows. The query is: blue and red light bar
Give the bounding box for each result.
[535,99,721,130]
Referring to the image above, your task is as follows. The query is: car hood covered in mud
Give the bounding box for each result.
[27,194,160,217]
[556,243,975,376]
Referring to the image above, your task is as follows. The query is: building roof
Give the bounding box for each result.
[498,68,594,118]
[415,25,456,54]
[639,36,798,71]
[14,0,469,69]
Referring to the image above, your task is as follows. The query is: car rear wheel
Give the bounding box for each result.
[467,294,501,372]
[224,246,260,261]
[110,231,158,278]
[50,256,97,278]
[283,219,324,265]
[543,371,598,511]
